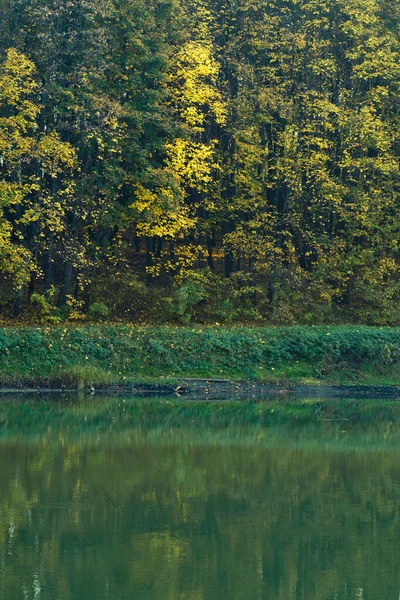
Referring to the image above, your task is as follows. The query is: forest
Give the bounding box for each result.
[1,0,400,324]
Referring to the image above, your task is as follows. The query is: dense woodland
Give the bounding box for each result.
[0,0,400,324]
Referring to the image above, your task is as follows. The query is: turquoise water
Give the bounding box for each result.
[1,395,400,599]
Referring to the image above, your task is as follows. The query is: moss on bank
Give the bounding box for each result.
[0,325,399,389]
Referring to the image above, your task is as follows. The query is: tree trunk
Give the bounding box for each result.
[13,286,24,317]
[58,261,73,307]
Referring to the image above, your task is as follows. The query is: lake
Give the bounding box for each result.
[1,393,400,599]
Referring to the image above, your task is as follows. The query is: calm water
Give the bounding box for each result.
[1,395,400,599]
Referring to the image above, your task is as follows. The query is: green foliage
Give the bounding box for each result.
[30,292,61,324]
[90,269,149,320]
[202,273,266,323]
[88,302,110,322]
[0,0,400,324]
[165,273,208,324]
[0,325,398,386]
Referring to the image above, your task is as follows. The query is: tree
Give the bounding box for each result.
[0,48,76,313]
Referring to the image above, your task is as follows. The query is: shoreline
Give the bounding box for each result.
[1,325,399,395]
[0,379,399,399]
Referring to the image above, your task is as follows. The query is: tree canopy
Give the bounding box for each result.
[0,0,399,324]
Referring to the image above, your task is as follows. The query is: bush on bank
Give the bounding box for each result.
[0,325,399,387]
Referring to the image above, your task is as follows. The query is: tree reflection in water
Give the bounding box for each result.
[0,395,400,599]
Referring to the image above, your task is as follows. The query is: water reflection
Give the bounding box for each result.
[0,395,400,599]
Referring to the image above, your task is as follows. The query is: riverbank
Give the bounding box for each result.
[0,325,399,391]
[0,381,399,400]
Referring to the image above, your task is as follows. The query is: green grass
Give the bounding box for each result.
[0,324,399,388]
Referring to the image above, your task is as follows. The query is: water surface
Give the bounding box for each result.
[1,394,400,599]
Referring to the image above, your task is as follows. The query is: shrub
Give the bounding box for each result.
[30,292,61,324]
[165,276,207,324]
[0,325,398,385]
[88,302,110,323]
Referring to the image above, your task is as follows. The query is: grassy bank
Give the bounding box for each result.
[0,325,399,389]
